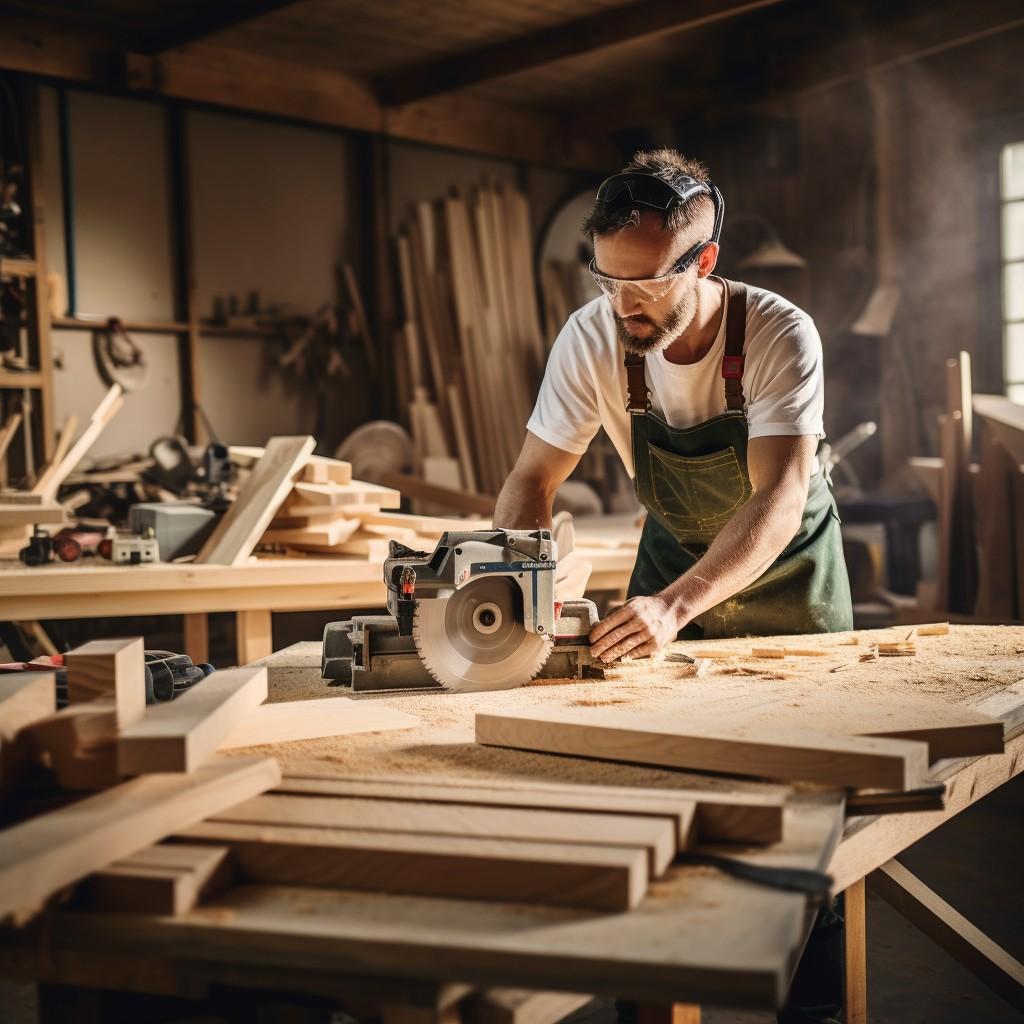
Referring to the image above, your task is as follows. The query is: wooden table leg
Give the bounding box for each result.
[183,613,210,664]
[236,608,272,666]
[844,877,867,1024]
[636,1002,700,1024]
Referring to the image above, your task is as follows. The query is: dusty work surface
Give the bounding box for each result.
[255,625,1024,792]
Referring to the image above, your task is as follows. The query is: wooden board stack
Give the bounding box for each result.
[0,635,420,924]
[393,183,547,498]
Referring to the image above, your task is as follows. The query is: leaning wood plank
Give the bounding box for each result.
[118,666,267,774]
[0,410,22,467]
[198,436,315,565]
[209,792,682,874]
[219,697,419,750]
[476,710,929,790]
[0,754,280,924]
[82,843,232,915]
[32,383,124,500]
[870,859,1024,1012]
[180,820,648,911]
[275,774,779,846]
[65,637,145,729]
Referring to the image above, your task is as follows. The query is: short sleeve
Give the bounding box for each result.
[526,316,602,455]
[744,313,825,440]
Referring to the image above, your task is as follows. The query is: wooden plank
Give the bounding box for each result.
[348,508,487,535]
[236,609,273,665]
[291,480,401,509]
[476,709,930,790]
[181,820,649,911]
[275,774,779,846]
[0,755,280,924]
[376,470,495,517]
[219,697,420,749]
[0,502,65,526]
[82,844,232,916]
[65,637,146,729]
[182,613,210,665]
[210,792,683,875]
[31,384,124,501]
[261,517,361,548]
[198,436,315,565]
[870,859,1024,1012]
[26,702,121,790]
[117,666,267,774]
[299,459,353,485]
[0,411,22,468]
[844,876,867,1024]
[0,671,55,791]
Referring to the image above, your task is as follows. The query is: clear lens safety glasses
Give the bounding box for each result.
[589,258,684,304]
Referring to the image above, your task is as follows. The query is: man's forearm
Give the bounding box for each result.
[492,472,555,530]
[662,486,804,623]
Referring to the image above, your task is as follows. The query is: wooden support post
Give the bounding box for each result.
[844,877,867,1024]
[869,859,1024,1013]
[236,608,272,665]
[183,613,210,665]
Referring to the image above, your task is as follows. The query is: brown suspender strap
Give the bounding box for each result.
[624,351,650,415]
[722,278,747,411]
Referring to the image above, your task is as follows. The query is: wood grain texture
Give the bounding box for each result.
[83,843,232,915]
[65,637,146,729]
[0,755,280,924]
[198,436,315,565]
[274,773,775,846]
[118,666,267,774]
[219,698,420,749]
[476,709,930,790]
[181,819,648,911]
[844,876,867,1024]
[209,792,681,874]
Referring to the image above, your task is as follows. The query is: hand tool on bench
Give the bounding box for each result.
[322,528,602,692]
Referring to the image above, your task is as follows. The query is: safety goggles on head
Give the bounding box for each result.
[594,171,725,244]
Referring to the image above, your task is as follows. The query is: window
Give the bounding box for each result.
[1001,142,1024,403]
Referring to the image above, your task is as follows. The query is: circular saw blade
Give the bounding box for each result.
[412,577,553,692]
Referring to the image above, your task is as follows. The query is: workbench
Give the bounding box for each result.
[1,624,1021,1023]
[0,535,639,664]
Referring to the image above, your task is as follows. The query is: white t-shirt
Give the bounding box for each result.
[526,281,825,478]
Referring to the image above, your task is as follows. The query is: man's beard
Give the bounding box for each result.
[613,285,698,356]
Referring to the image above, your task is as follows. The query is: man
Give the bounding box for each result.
[494,148,853,657]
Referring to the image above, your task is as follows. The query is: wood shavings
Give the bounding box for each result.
[829,663,855,673]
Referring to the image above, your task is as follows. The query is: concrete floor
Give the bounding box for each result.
[2,772,1021,1023]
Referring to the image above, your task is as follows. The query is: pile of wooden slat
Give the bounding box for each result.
[908,352,1024,619]
[0,635,419,923]
[394,183,547,498]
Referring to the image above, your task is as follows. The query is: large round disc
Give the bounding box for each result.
[412,577,552,692]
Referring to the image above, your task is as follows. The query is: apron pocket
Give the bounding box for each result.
[645,443,752,542]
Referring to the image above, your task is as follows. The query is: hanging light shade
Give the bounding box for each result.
[738,236,807,270]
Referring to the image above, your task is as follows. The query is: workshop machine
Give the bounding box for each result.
[322,528,602,692]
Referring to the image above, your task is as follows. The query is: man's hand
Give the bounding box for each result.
[589,593,684,663]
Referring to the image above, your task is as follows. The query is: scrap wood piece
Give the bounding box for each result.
[915,622,950,637]
[467,988,591,1024]
[751,647,829,658]
[181,819,648,912]
[32,384,125,500]
[218,697,420,750]
[82,843,232,915]
[870,858,1024,1013]
[198,436,316,565]
[209,791,683,875]
[476,709,930,790]
[65,637,146,730]
[261,517,361,548]
[118,666,268,774]
[0,754,280,925]
[275,774,785,846]
[292,479,401,509]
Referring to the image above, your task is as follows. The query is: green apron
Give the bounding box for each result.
[625,277,853,639]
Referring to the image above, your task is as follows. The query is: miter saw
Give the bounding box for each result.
[321,528,602,692]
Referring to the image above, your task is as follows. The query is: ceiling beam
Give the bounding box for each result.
[135,0,308,56]
[0,19,614,171]
[375,0,785,107]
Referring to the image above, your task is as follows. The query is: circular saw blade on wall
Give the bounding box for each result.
[335,420,415,481]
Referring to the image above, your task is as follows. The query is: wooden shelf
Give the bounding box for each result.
[0,372,44,389]
[0,257,38,278]
[51,316,188,334]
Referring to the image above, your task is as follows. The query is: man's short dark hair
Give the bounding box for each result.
[582,148,714,241]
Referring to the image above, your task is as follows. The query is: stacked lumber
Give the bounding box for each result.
[394,183,547,498]
[910,352,1024,619]
[0,635,419,924]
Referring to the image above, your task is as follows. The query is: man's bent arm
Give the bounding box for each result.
[493,432,581,530]
[590,434,817,661]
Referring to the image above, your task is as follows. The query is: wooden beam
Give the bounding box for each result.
[844,877,868,1024]
[476,709,930,790]
[378,0,782,106]
[0,755,279,924]
[375,471,495,517]
[869,859,1024,1013]
[136,0,307,56]
[117,665,267,774]
[65,637,146,730]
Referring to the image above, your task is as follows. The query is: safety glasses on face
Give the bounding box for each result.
[589,238,711,304]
